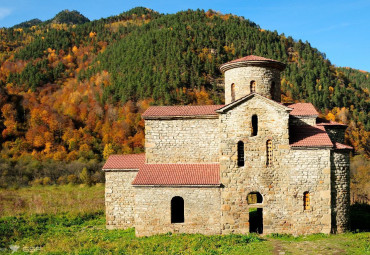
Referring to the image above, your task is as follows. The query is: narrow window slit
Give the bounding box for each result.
[237,141,244,167]
[252,115,258,136]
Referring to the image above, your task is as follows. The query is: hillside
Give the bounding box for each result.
[12,18,42,29]
[11,10,90,28]
[0,7,368,191]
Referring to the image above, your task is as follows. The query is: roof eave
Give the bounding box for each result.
[320,124,348,129]
[220,60,286,73]
[290,145,333,149]
[334,147,353,150]
[290,114,319,117]
[102,168,139,172]
[132,184,221,187]
[142,114,219,120]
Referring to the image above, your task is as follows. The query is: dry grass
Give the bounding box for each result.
[0,184,104,217]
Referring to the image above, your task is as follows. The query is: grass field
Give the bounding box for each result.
[0,185,105,217]
[0,185,369,254]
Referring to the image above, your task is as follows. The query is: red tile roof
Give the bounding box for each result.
[287,103,319,116]
[334,142,353,150]
[102,154,145,170]
[227,55,281,63]
[142,105,224,119]
[316,118,347,127]
[220,55,286,72]
[290,125,333,147]
[132,163,220,186]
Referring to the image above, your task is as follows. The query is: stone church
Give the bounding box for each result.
[103,55,352,236]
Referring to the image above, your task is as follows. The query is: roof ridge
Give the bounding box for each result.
[142,104,224,118]
[216,93,292,113]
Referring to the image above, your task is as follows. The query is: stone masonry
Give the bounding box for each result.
[105,170,137,229]
[134,187,221,236]
[330,150,350,233]
[103,55,351,236]
[145,117,219,163]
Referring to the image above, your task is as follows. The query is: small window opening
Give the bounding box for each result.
[250,80,256,93]
[237,141,244,167]
[251,115,258,136]
[231,83,235,102]
[303,192,310,210]
[270,81,275,98]
[266,140,273,167]
[247,192,263,204]
[171,196,184,223]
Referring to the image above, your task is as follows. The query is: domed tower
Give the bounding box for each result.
[220,55,286,104]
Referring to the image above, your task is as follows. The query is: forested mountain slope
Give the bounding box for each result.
[0,7,368,189]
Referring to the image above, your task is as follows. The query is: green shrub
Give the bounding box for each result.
[42,177,52,185]
[67,174,78,184]
[79,168,91,186]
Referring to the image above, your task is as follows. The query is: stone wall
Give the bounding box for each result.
[145,118,219,163]
[325,127,346,144]
[330,150,350,233]
[289,116,317,126]
[105,171,137,229]
[224,66,281,104]
[134,186,221,236]
[219,96,332,235]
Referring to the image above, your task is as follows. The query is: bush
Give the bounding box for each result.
[30,178,43,186]
[67,174,78,184]
[79,168,91,186]
[42,177,52,185]
[57,176,67,185]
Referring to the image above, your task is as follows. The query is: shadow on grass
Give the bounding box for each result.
[350,203,370,232]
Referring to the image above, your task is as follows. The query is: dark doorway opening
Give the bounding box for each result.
[249,208,263,234]
[171,196,184,223]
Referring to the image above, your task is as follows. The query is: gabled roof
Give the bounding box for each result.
[216,93,292,114]
[289,125,333,148]
[287,103,319,116]
[102,154,145,170]
[132,163,220,186]
[142,105,224,119]
[220,55,286,72]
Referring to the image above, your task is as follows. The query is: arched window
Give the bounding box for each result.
[266,140,272,167]
[171,196,184,223]
[247,192,263,204]
[237,141,244,167]
[231,83,235,102]
[251,115,258,136]
[303,192,310,210]
[270,81,275,98]
[250,80,256,93]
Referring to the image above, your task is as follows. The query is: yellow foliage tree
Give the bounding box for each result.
[103,143,115,160]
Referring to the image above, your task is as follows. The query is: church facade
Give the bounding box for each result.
[103,55,351,237]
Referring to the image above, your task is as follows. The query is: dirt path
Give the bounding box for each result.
[268,238,347,255]
[271,239,287,255]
